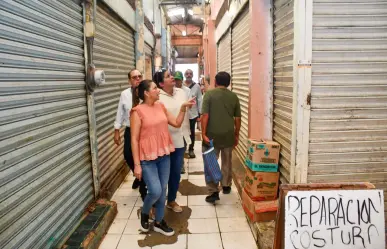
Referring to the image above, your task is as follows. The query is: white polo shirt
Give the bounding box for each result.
[159,88,191,148]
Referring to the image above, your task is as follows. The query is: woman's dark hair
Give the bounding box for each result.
[153,69,167,89]
[133,80,152,107]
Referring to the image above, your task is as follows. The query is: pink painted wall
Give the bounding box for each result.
[248,0,273,140]
[211,0,226,21]
[203,18,217,89]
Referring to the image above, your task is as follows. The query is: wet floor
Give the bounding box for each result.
[99,144,257,249]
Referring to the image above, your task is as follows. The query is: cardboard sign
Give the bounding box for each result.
[284,190,385,249]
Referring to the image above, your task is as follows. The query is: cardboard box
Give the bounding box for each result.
[245,140,280,172]
[244,166,279,201]
[242,188,278,222]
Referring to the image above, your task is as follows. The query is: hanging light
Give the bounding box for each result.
[182,30,187,36]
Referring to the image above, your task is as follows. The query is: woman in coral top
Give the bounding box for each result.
[130,79,195,236]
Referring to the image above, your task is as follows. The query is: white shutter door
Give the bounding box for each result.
[308,0,387,216]
[0,1,93,248]
[217,29,231,74]
[94,3,135,191]
[272,0,295,183]
[231,8,250,163]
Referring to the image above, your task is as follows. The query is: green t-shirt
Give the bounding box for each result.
[202,88,241,148]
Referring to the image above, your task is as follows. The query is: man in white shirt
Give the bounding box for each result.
[113,69,146,198]
[174,71,191,174]
[184,69,203,159]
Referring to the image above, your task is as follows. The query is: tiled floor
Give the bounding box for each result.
[99,144,257,249]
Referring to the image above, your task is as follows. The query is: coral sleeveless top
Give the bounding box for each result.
[131,102,175,161]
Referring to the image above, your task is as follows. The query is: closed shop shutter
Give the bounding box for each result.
[0,1,93,248]
[231,7,250,163]
[94,3,135,191]
[217,29,231,74]
[144,42,153,80]
[272,0,295,184]
[308,0,387,215]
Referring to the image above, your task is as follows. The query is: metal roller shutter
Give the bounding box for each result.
[308,0,387,215]
[0,1,93,248]
[144,42,153,80]
[272,0,295,184]
[231,7,250,163]
[217,29,231,74]
[94,3,135,191]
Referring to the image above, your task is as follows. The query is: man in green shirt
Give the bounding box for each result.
[201,72,241,203]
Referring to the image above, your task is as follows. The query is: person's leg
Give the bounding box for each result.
[188,118,196,157]
[167,148,185,211]
[124,128,140,189]
[203,144,221,203]
[220,147,233,194]
[153,155,175,236]
[153,155,171,222]
[141,160,162,215]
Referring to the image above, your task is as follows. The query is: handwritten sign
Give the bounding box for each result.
[284,190,385,249]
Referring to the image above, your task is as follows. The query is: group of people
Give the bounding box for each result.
[114,68,241,236]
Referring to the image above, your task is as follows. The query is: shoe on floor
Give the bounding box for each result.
[154,220,175,236]
[132,178,140,189]
[184,152,190,159]
[181,166,186,174]
[140,213,150,232]
[222,186,231,194]
[167,201,183,213]
[205,192,220,204]
[188,150,196,158]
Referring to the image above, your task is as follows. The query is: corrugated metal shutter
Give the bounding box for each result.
[0,1,94,248]
[231,7,250,163]
[308,0,387,215]
[144,42,153,80]
[272,0,295,184]
[94,3,135,191]
[217,29,231,74]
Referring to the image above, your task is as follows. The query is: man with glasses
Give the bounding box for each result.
[113,69,146,196]
[184,69,203,158]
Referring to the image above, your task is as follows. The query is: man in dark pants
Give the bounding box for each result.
[184,69,202,158]
[113,69,147,200]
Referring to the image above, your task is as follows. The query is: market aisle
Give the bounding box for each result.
[99,143,257,249]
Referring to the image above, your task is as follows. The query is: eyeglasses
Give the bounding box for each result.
[131,75,143,80]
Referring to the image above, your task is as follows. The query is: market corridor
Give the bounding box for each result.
[99,144,257,249]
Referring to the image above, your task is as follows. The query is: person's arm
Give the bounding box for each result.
[166,105,189,128]
[201,93,210,144]
[113,93,125,145]
[130,110,142,180]
[196,84,203,120]
[165,98,196,128]
[234,97,242,147]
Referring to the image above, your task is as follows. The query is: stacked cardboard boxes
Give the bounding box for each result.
[242,140,280,222]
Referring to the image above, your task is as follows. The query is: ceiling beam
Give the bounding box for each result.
[172,35,202,46]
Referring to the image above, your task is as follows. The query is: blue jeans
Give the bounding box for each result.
[141,155,170,222]
[168,147,185,203]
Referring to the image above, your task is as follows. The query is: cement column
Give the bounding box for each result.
[161,28,167,68]
[206,19,217,89]
[135,0,145,73]
[248,0,273,140]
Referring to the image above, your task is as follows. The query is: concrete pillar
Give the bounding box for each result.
[248,0,273,140]
[161,27,167,68]
[206,19,217,89]
[135,0,145,73]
